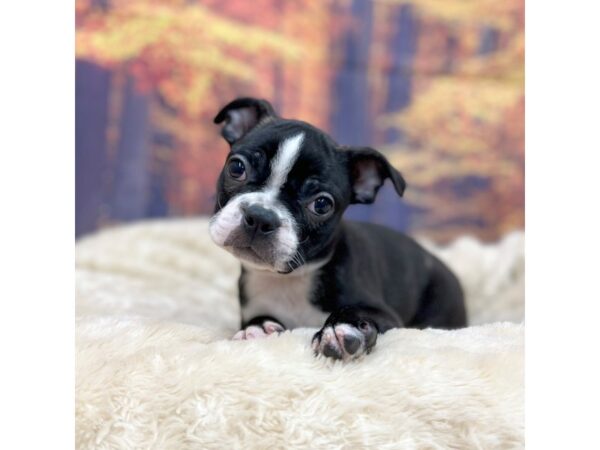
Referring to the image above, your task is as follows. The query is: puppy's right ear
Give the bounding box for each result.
[213,97,277,145]
[344,146,407,204]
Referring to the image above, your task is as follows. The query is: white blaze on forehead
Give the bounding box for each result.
[265,133,304,193]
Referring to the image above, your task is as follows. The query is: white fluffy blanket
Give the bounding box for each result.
[76,218,524,449]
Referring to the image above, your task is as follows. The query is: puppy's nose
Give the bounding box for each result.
[242,204,281,237]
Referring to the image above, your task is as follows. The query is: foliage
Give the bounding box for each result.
[376,0,524,240]
[398,0,523,29]
[77,0,339,216]
[77,0,303,115]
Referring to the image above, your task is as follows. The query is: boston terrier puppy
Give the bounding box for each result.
[209,97,467,361]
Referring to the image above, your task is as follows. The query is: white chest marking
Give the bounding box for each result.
[241,267,329,329]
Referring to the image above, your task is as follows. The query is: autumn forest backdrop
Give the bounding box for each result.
[76,0,524,243]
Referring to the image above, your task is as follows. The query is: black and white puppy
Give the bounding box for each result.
[209,97,467,361]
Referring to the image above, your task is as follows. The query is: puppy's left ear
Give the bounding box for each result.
[213,97,277,145]
[344,147,406,204]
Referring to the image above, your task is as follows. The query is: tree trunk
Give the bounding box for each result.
[75,60,111,237]
[333,0,375,225]
[109,74,151,222]
[372,3,419,233]
[330,0,373,147]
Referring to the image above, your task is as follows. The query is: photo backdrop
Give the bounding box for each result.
[76,0,524,242]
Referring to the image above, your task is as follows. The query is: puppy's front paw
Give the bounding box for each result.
[312,318,378,361]
[232,319,285,340]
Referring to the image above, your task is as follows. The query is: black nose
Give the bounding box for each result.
[243,204,281,237]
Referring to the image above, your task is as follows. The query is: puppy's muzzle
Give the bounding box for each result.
[242,204,281,241]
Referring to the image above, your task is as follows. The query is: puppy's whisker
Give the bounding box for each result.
[298,235,309,245]
[287,250,305,271]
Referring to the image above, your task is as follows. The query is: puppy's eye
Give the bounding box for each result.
[358,320,370,331]
[227,158,246,181]
[308,194,334,216]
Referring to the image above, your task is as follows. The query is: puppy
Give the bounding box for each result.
[209,97,467,361]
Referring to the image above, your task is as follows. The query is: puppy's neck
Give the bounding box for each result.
[241,254,331,279]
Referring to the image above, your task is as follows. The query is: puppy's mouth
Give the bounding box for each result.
[221,229,292,273]
[228,245,265,264]
[225,245,294,274]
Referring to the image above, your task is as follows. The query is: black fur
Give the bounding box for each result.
[311,222,466,330]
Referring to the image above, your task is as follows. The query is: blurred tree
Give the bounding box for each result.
[376,0,524,241]
[75,60,112,236]
[76,0,341,219]
[76,0,303,115]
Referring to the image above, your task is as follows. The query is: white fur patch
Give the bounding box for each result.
[209,133,305,271]
[265,133,304,192]
[241,264,328,329]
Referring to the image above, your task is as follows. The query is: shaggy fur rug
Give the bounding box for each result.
[76,218,524,449]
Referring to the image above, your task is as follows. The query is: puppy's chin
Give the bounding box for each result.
[229,246,274,271]
[228,248,294,274]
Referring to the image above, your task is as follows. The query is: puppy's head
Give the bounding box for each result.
[209,97,406,274]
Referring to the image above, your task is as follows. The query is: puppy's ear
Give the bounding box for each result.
[213,97,277,145]
[344,147,406,204]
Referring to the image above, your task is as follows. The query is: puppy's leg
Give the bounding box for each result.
[409,258,467,329]
[232,315,286,340]
[312,305,401,361]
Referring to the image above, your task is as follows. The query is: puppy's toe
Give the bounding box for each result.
[262,320,285,335]
[232,329,246,340]
[232,320,285,340]
[245,325,268,339]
